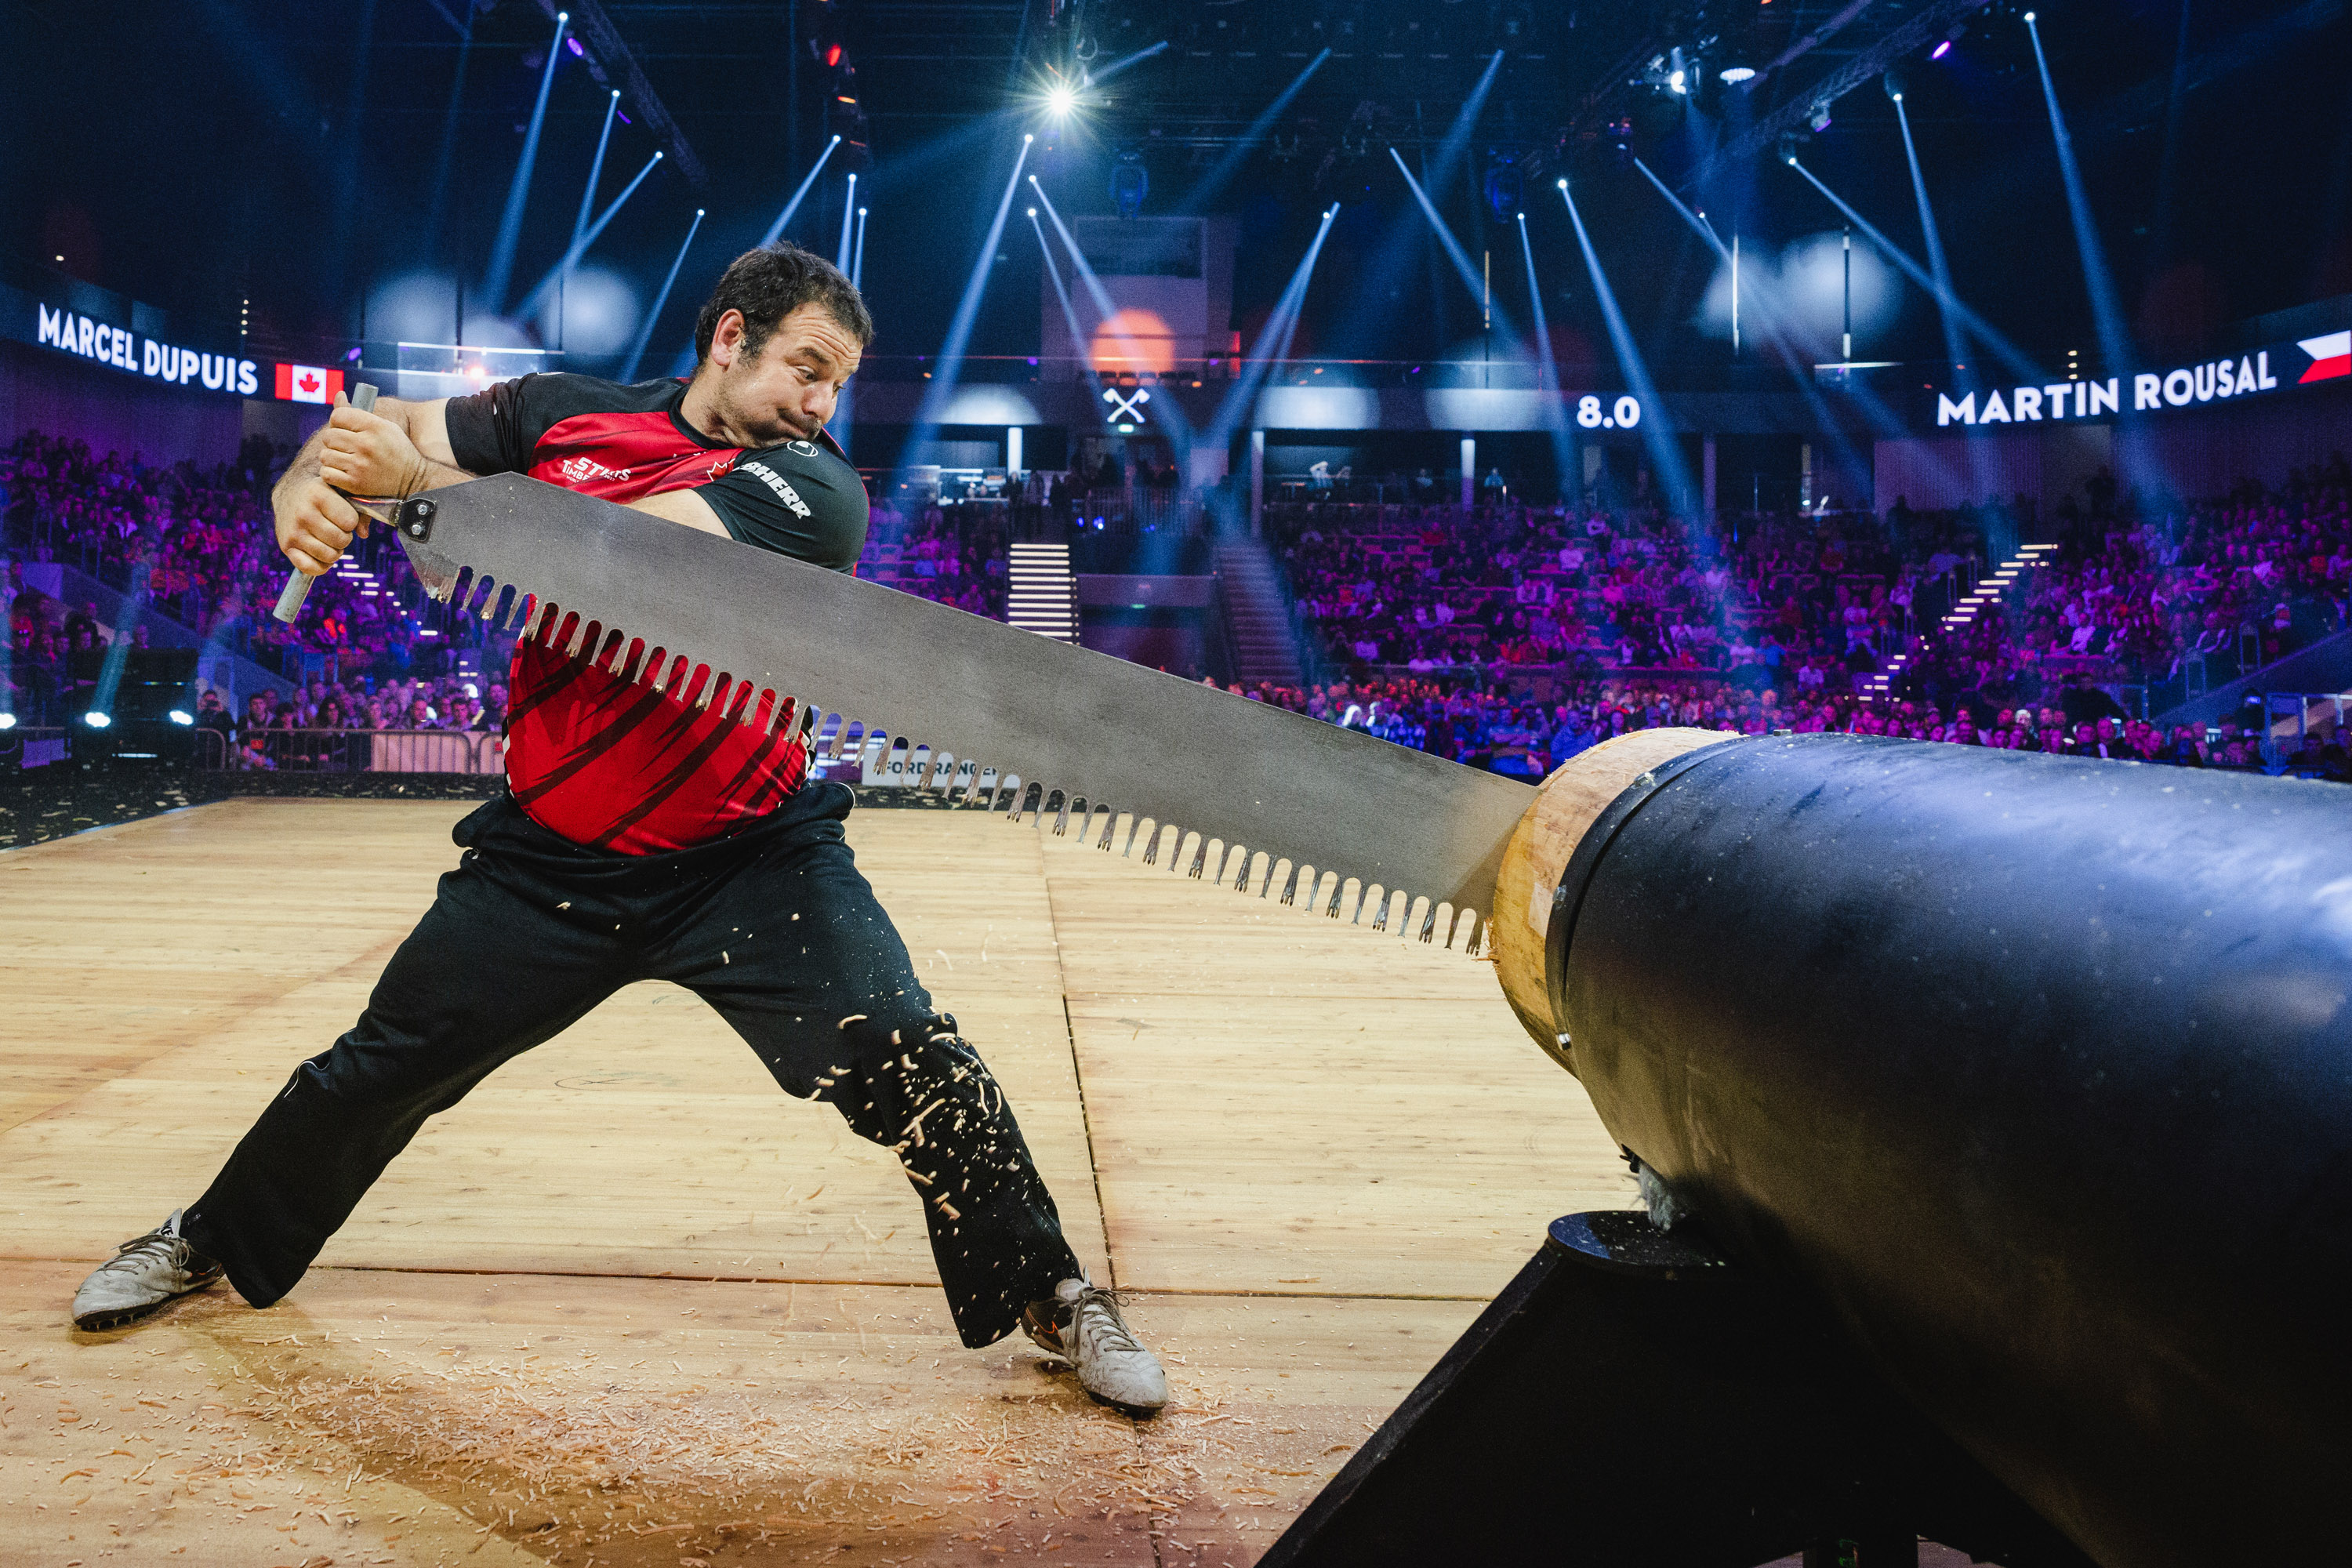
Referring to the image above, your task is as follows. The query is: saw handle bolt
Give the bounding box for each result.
[400,498,437,540]
[274,382,379,623]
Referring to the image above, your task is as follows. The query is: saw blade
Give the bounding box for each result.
[391,473,1536,948]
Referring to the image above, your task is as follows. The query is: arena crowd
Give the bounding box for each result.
[6,422,2347,780]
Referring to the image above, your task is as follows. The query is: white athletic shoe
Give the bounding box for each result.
[1022,1277,1168,1417]
[71,1210,223,1331]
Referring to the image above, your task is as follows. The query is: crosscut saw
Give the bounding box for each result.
[388,474,1536,949]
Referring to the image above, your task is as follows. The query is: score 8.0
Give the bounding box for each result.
[1576,395,1643,430]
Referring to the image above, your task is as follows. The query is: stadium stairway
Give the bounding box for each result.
[1214,539,1305,688]
[32,561,294,701]
[1006,542,1078,642]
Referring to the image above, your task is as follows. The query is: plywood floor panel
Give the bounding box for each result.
[0,797,1628,1566]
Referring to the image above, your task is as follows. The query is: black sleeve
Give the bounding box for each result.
[695,448,869,573]
[441,374,541,476]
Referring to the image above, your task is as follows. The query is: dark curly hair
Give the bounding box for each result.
[692,241,873,365]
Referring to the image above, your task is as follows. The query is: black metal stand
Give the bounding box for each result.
[1258,1213,2096,1568]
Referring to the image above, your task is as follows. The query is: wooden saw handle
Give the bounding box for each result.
[274,381,379,624]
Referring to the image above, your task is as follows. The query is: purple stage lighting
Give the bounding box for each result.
[1930,39,1953,60]
[566,37,583,56]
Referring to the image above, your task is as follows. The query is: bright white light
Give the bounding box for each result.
[539,266,641,358]
[1668,68,1687,93]
[1720,65,1757,83]
[2023,10,2035,20]
[0,713,15,731]
[1047,83,1078,117]
[169,710,194,725]
[1556,178,1567,189]
[83,712,111,729]
[1027,207,1037,216]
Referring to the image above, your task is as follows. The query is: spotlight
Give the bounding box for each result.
[566,37,583,56]
[1556,177,1568,189]
[83,711,111,729]
[1720,64,1757,83]
[168,710,194,726]
[1809,102,1833,132]
[1045,82,1079,119]
[1668,67,1688,94]
[2023,10,2035,20]
[0,713,15,730]
[1930,39,1954,60]
[1883,66,1907,100]
[1027,206,1037,216]
[1778,132,1803,165]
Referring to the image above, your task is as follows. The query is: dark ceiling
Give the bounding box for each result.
[1,0,2345,379]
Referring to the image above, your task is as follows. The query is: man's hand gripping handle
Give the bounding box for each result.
[273,382,379,624]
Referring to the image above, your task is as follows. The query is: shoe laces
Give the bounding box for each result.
[102,1225,186,1275]
[1069,1286,1145,1358]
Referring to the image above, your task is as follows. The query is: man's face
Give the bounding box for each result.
[706,302,862,445]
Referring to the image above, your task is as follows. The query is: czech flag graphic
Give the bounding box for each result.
[2296,330,2350,384]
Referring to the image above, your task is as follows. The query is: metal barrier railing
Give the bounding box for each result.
[2259,691,2351,768]
[198,727,505,775]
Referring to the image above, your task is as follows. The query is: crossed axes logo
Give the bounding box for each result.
[1101,385,1150,425]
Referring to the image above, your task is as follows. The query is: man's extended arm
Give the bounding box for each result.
[273,394,472,576]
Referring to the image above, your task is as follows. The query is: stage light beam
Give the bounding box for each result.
[482,9,571,312]
[1089,40,1169,86]
[1030,209,1097,394]
[514,150,664,320]
[1557,179,1697,514]
[759,136,843,248]
[573,91,622,256]
[1515,212,1579,507]
[895,136,1035,501]
[1784,157,2045,387]
[620,206,704,381]
[1176,49,1330,213]
[1894,93,1973,390]
[2025,12,2132,383]
[1389,149,1512,329]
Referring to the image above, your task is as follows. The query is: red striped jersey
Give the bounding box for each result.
[444,372,867,854]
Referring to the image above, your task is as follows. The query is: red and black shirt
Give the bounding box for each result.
[444,372,867,855]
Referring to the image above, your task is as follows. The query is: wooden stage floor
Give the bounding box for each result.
[0,797,1638,1566]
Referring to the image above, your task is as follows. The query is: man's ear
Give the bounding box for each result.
[710,310,746,369]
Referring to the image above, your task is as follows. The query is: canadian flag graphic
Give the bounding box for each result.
[274,363,345,404]
[2297,330,2350,384]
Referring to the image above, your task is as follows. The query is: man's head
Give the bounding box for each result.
[691,242,872,445]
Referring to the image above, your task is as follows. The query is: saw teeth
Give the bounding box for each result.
[412,557,1491,956]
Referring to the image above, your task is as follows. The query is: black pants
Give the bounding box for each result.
[182,786,1081,1348]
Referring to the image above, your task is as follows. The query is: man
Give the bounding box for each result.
[70,243,1166,1417]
